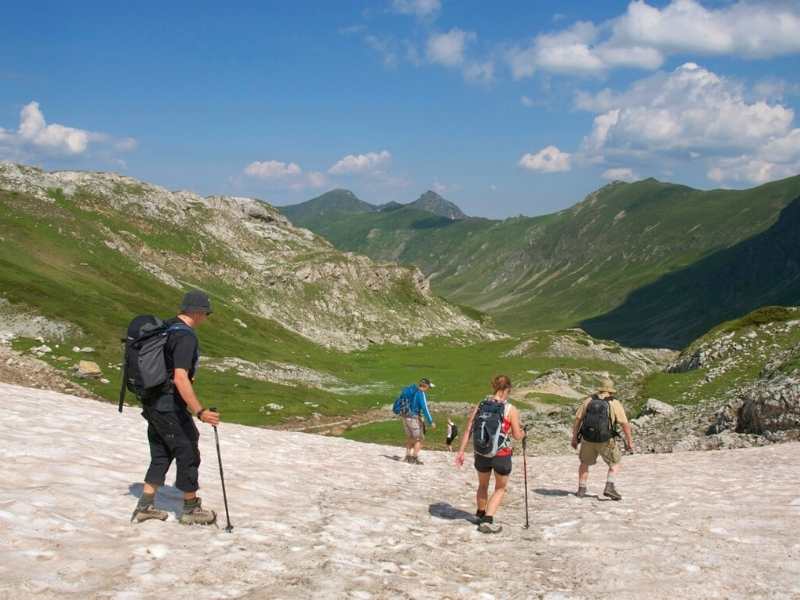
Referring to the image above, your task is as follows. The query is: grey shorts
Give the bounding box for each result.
[403,416,424,441]
[474,454,512,476]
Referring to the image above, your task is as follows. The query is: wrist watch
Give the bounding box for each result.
[196,408,207,421]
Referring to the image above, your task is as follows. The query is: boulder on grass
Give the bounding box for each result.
[76,360,102,379]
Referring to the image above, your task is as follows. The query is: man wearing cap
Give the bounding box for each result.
[131,290,221,525]
[570,379,633,501]
[394,378,436,465]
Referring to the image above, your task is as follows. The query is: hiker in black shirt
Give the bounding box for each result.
[131,290,221,525]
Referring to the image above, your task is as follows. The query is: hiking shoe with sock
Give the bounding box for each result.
[603,482,622,501]
[131,502,168,523]
[576,486,587,498]
[478,521,503,534]
[179,497,217,525]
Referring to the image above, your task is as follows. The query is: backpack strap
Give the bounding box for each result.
[118,337,128,413]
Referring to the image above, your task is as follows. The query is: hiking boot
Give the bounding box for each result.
[179,498,217,526]
[411,456,424,465]
[576,486,587,498]
[131,502,168,523]
[603,482,622,501]
[478,521,503,534]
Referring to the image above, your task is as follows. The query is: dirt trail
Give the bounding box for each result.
[1,382,798,599]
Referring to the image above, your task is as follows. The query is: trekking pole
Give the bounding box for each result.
[522,425,530,529]
[210,407,233,533]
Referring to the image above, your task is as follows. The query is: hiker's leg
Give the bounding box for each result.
[412,439,422,457]
[476,470,491,512]
[485,473,509,517]
[603,442,623,484]
[174,412,201,500]
[143,410,174,496]
[578,462,589,486]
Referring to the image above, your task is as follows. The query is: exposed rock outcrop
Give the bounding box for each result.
[0,162,499,351]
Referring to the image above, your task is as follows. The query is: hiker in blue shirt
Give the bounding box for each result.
[393,378,436,465]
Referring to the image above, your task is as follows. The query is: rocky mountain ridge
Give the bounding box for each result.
[0,162,492,351]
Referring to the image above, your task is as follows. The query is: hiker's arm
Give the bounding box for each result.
[621,422,633,450]
[455,407,478,465]
[173,369,219,425]
[571,416,582,449]
[510,406,525,441]
[420,392,434,426]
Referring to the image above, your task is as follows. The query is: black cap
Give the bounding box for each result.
[180,289,212,315]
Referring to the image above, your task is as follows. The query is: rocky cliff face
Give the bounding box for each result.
[0,162,496,350]
[632,307,800,452]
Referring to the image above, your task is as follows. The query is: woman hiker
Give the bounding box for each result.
[455,375,525,534]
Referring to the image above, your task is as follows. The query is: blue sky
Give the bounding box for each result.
[1,1,799,218]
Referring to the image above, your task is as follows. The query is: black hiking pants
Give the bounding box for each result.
[142,406,201,493]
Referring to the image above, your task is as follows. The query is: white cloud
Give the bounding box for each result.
[579,63,794,157]
[463,60,494,84]
[0,101,135,159]
[392,0,440,18]
[507,0,800,78]
[328,150,391,175]
[571,62,800,185]
[520,96,535,108]
[244,160,302,179]
[426,29,475,67]
[519,145,572,173]
[602,167,637,181]
[243,160,326,189]
[610,0,800,59]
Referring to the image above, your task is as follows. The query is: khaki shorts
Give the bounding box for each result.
[403,416,424,441]
[579,439,621,467]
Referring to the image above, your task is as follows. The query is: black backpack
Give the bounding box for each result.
[117,316,193,412]
[472,399,511,458]
[579,395,616,443]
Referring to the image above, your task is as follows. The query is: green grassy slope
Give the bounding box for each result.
[0,166,646,440]
[281,176,800,345]
[583,196,800,347]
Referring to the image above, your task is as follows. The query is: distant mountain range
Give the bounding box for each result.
[279,176,800,348]
[280,189,466,231]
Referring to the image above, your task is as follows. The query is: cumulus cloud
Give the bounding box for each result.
[424,29,493,83]
[426,29,475,67]
[0,101,135,159]
[571,62,800,184]
[507,0,800,78]
[518,146,572,173]
[610,0,800,59]
[244,160,302,179]
[579,63,794,156]
[243,160,326,189]
[328,150,391,175]
[392,0,440,18]
[602,167,637,181]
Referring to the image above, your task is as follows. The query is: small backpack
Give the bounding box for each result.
[579,395,616,442]
[472,399,511,458]
[117,316,194,412]
[392,385,417,416]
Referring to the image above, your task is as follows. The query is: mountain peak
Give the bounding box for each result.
[409,190,466,220]
[280,189,377,222]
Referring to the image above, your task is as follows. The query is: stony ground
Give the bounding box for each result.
[1,382,798,600]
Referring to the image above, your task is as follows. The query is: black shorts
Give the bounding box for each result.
[474,454,512,476]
